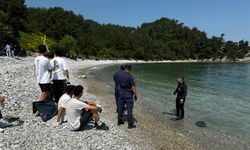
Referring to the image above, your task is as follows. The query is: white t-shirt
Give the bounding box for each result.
[58,93,71,122]
[34,55,52,84]
[65,98,87,130]
[5,45,11,52]
[51,57,68,80]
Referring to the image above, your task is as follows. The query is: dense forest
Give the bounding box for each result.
[1,0,249,60]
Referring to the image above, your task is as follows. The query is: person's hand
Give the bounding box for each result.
[66,79,70,84]
[134,95,137,101]
[51,121,60,128]
[0,95,5,102]
[180,99,184,104]
[96,104,102,113]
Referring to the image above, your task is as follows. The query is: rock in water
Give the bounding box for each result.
[195,121,208,127]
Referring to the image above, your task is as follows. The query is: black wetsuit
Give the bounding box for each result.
[173,82,187,118]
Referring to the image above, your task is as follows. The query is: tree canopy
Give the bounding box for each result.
[0,0,249,60]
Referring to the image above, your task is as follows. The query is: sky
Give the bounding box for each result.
[25,0,250,42]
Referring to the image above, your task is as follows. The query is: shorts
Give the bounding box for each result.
[39,83,51,92]
[77,109,93,131]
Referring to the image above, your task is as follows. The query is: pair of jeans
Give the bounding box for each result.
[118,93,134,125]
[52,80,66,103]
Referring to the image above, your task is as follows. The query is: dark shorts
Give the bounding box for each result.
[77,109,93,131]
[39,83,51,92]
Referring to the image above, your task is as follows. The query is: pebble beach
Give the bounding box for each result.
[0,56,199,150]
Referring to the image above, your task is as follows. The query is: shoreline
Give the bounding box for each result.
[77,61,200,149]
[0,56,248,149]
[82,61,250,150]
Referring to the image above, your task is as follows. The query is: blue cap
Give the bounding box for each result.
[120,64,126,70]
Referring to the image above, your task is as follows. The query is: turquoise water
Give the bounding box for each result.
[91,63,250,143]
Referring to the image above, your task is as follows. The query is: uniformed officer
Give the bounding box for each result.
[113,64,126,113]
[173,77,187,119]
[117,64,137,129]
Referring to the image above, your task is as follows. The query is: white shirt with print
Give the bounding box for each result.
[51,57,68,80]
[34,55,52,84]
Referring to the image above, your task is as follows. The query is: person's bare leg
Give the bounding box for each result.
[90,110,100,123]
[39,92,49,101]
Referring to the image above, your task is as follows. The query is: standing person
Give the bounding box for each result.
[4,43,11,57]
[11,44,15,57]
[65,85,109,131]
[173,77,187,119]
[117,64,137,129]
[34,44,52,101]
[47,52,55,100]
[113,64,126,113]
[51,49,69,103]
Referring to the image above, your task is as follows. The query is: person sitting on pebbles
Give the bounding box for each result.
[52,85,75,127]
[0,92,7,120]
[65,85,109,131]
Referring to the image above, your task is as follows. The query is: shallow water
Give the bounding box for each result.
[90,63,250,146]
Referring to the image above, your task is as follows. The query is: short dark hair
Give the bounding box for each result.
[66,85,75,95]
[125,64,132,71]
[120,64,126,70]
[73,85,84,97]
[47,52,54,59]
[38,44,47,53]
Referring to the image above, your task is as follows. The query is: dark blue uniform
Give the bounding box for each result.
[116,71,135,125]
[113,70,124,113]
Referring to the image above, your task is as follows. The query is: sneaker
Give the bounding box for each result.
[0,118,12,127]
[0,118,9,124]
[117,121,124,125]
[35,111,40,116]
[128,124,136,129]
[96,123,109,130]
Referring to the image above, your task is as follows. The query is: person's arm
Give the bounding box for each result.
[62,59,69,80]
[84,103,102,113]
[83,101,96,106]
[173,86,178,95]
[132,86,137,97]
[130,75,137,100]
[56,107,65,123]
[64,70,69,80]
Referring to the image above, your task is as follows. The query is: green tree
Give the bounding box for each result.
[56,35,78,56]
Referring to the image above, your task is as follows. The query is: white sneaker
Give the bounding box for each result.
[0,118,9,124]
[0,128,4,133]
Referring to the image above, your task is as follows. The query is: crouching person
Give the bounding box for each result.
[66,85,109,131]
[0,93,6,119]
[52,85,75,127]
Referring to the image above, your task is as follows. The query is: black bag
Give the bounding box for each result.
[33,100,57,122]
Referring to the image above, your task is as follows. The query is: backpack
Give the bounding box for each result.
[33,100,57,122]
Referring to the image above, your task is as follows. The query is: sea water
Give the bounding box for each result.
[90,63,250,144]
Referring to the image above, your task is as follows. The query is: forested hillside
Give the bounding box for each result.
[1,0,249,60]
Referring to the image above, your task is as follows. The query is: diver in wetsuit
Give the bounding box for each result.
[173,77,187,119]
